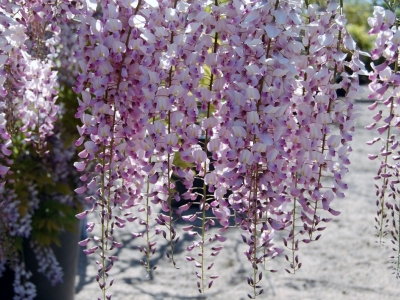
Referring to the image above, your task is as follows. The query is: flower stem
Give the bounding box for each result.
[378,52,398,243]
[200,20,219,292]
[99,2,141,298]
[166,0,178,265]
[252,166,259,299]
[311,2,343,238]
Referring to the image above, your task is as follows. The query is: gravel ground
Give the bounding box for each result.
[75,87,400,300]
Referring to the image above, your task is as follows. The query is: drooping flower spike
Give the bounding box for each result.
[0,1,82,298]
[0,0,383,299]
[367,5,400,278]
[69,0,367,298]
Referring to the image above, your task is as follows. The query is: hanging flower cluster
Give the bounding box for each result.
[0,1,83,298]
[0,0,63,158]
[6,0,400,299]
[69,0,367,298]
[367,5,400,278]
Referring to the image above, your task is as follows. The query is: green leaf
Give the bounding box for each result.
[55,182,72,195]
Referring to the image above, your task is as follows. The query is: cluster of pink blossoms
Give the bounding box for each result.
[367,6,400,278]
[70,0,367,297]
[0,0,62,162]
[5,0,400,299]
[0,1,82,298]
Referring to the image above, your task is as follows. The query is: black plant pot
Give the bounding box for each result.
[171,137,215,208]
[1,221,81,300]
[171,137,232,208]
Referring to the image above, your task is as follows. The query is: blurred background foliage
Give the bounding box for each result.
[372,0,400,17]
[306,0,377,82]
[344,0,375,52]
[308,0,374,52]
[3,84,82,249]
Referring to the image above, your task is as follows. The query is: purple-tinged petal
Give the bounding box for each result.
[0,165,9,176]
[365,122,376,130]
[78,238,91,247]
[328,208,341,216]
[76,210,88,220]
[214,234,227,242]
[377,124,389,134]
[268,218,284,230]
[75,185,87,194]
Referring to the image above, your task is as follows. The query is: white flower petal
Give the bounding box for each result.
[144,0,159,8]
[129,15,146,28]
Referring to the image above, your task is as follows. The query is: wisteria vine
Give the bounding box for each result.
[0,0,399,299]
[0,0,82,298]
[71,0,365,298]
[366,3,400,279]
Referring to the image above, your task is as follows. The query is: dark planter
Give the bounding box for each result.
[171,137,232,208]
[0,221,81,300]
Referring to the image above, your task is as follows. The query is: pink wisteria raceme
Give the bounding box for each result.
[68,0,368,298]
[366,5,400,278]
[0,0,82,298]
[1,0,398,299]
